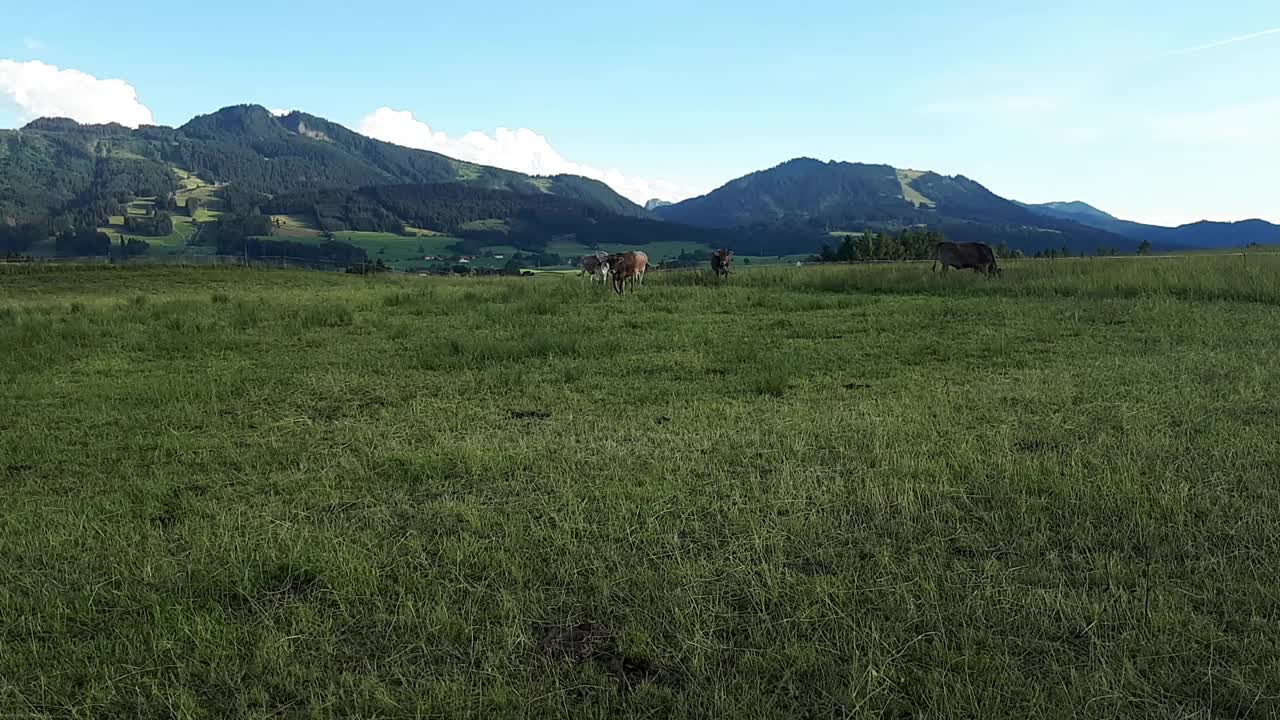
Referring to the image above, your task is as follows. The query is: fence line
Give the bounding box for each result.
[645,249,1278,273]
[3,249,1276,276]
[0,254,415,274]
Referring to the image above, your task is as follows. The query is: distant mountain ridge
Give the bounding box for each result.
[653,158,1129,254]
[1021,200,1280,249]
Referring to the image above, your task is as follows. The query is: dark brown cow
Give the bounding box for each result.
[933,241,1001,276]
[710,249,734,278]
[610,251,650,295]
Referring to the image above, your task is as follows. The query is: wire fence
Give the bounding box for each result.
[3,249,1277,276]
[642,249,1279,274]
[0,254,415,274]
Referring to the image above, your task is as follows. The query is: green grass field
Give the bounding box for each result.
[265,216,463,269]
[3,258,1279,718]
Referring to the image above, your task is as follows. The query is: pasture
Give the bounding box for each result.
[2,257,1279,718]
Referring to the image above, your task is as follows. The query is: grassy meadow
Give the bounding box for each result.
[2,257,1279,718]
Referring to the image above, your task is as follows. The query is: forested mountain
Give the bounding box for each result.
[0,122,177,228]
[178,107,644,215]
[653,158,1132,253]
[0,105,644,230]
[1021,201,1280,249]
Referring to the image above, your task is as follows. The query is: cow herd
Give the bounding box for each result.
[577,241,999,293]
[579,248,735,294]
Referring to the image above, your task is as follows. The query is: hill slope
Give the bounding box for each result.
[259,183,731,257]
[1023,201,1280,249]
[0,105,645,226]
[654,159,1129,254]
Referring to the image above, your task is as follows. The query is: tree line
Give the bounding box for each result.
[813,229,950,262]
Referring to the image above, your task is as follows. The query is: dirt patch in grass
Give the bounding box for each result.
[532,621,678,690]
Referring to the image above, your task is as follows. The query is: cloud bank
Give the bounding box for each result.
[0,59,154,127]
[358,107,700,204]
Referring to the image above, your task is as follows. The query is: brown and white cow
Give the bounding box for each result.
[609,251,650,295]
[629,250,650,288]
[933,242,1001,277]
[578,253,611,283]
[710,249,734,278]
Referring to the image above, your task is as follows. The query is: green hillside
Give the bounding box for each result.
[0,105,644,232]
[253,183,736,268]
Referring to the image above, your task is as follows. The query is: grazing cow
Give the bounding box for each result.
[710,249,735,278]
[579,253,610,283]
[631,250,650,287]
[610,251,650,295]
[933,241,1001,277]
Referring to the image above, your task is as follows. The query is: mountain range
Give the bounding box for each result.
[1017,201,1280,249]
[2,104,1275,260]
[651,158,1278,252]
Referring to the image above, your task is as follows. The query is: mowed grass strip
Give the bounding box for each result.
[1,259,1279,718]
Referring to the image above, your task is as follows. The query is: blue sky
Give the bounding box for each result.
[2,0,1277,224]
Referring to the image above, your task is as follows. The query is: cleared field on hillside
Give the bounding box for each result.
[2,258,1279,718]
[265,216,464,267]
[96,198,200,251]
[549,239,719,259]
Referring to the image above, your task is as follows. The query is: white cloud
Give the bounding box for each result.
[358,107,701,204]
[1152,99,1280,144]
[0,59,153,127]
[269,108,293,117]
